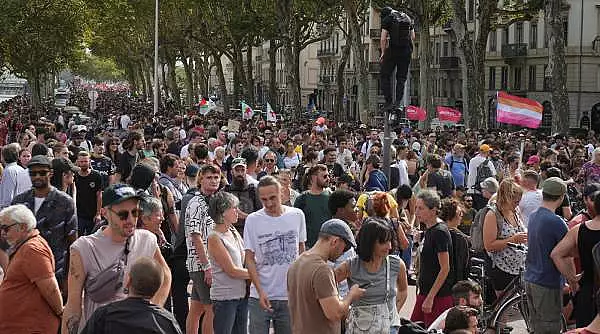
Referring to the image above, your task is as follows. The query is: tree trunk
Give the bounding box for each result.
[419,17,433,128]
[450,0,493,128]
[213,53,230,113]
[181,51,195,107]
[335,44,351,121]
[166,54,181,109]
[138,62,147,97]
[144,61,153,101]
[283,45,302,120]
[246,44,255,105]
[268,40,279,111]
[125,63,138,94]
[347,5,369,124]
[547,0,569,133]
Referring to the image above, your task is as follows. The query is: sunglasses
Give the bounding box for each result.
[0,223,18,233]
[109,208,141,221]
[29,170,49,177]
[264,159,275,163]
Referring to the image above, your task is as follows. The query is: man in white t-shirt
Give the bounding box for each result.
[120,113,131,130]
[244,175,307,334]
[428,281,483,332]
[519,170,542,227]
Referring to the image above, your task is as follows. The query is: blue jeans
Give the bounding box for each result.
[248,297,291,334]
[213,298,248,334]
[402,235,413,270]
[390,326,399,334]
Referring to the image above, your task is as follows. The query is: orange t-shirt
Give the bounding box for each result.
[0,233,60,333]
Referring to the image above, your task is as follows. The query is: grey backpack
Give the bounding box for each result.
[470,203,503,253]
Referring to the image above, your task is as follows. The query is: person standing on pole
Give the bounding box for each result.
[380,6,415,109]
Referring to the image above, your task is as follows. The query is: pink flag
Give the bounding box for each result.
[406,105,426,121]
[496,91,542,128]
[436,106,462,123]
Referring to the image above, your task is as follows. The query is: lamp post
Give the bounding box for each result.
[153,0,159,116]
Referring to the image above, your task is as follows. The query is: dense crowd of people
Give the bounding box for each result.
[1,89,600,334]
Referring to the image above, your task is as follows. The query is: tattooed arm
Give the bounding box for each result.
[61,250,85,334]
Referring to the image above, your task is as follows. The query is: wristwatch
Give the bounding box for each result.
[199,262,211,271]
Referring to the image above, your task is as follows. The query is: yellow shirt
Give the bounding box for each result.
[356,192,398,217]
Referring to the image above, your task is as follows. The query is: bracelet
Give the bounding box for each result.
[199,262,211,271]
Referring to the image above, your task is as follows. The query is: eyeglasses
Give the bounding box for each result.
[0,223,18,233]
[29,170,49,177]
[109,207,141,221]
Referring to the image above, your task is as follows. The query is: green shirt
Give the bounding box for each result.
[294,191,332,248]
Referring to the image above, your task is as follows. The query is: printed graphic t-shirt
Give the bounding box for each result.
[244,206,307,300]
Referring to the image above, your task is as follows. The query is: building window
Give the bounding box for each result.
[442,79,448,97]
[468,0,475,21]
[502,28,509,46]
[443,42,449,57]
[516,22,524,44]
[489,30,497,52]
[514,67,522,90]
[563,19,569,46]
[489,67,496,90]
[530,23,538,49]
[528,65,537,91]
[451,42,456,56]
[435,42,441,64]
[544,25,549,48]
[501,67,509,90]
[544,65,551,90]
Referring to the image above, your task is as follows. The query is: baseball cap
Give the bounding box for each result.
[480,177,499,194]
[320,219,356,250]
[232,157,247,168]
[411,142,421,151]
[102,184,142,207]
[27,155,52,168]
[479,144,491,153]
[542,177,567,197]
[526,155,540,165]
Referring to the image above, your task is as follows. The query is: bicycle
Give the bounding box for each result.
[469,243,568,334]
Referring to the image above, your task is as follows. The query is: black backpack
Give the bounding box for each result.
[473,158,494,192]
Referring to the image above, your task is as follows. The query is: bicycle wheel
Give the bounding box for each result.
[493,295,530,334]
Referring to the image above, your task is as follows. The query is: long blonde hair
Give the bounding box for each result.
[495,179,523,213]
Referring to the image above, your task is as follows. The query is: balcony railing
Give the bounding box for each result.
[319,76,333,84]
[317,49,336,57]
[369,62,381,73]
[439,56,460,69]
[501,43,528,58]
[370,29,381,39]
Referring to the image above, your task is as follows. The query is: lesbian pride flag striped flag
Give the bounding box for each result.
[496,91,543,128]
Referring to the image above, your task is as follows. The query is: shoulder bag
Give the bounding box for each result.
[85,237,131,303]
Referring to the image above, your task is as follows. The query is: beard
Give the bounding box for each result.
[32,179,48,189]
[232,175,247,188]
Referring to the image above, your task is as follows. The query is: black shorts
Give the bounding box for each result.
[489,266,517,292]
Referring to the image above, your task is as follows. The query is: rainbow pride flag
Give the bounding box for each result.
[496,91,543,128]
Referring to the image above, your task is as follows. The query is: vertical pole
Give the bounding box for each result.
[383,68,396,182]
[153,0,159,117]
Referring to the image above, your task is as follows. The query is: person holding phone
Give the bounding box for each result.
[335,220,408,334]
[288,219,364,334]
